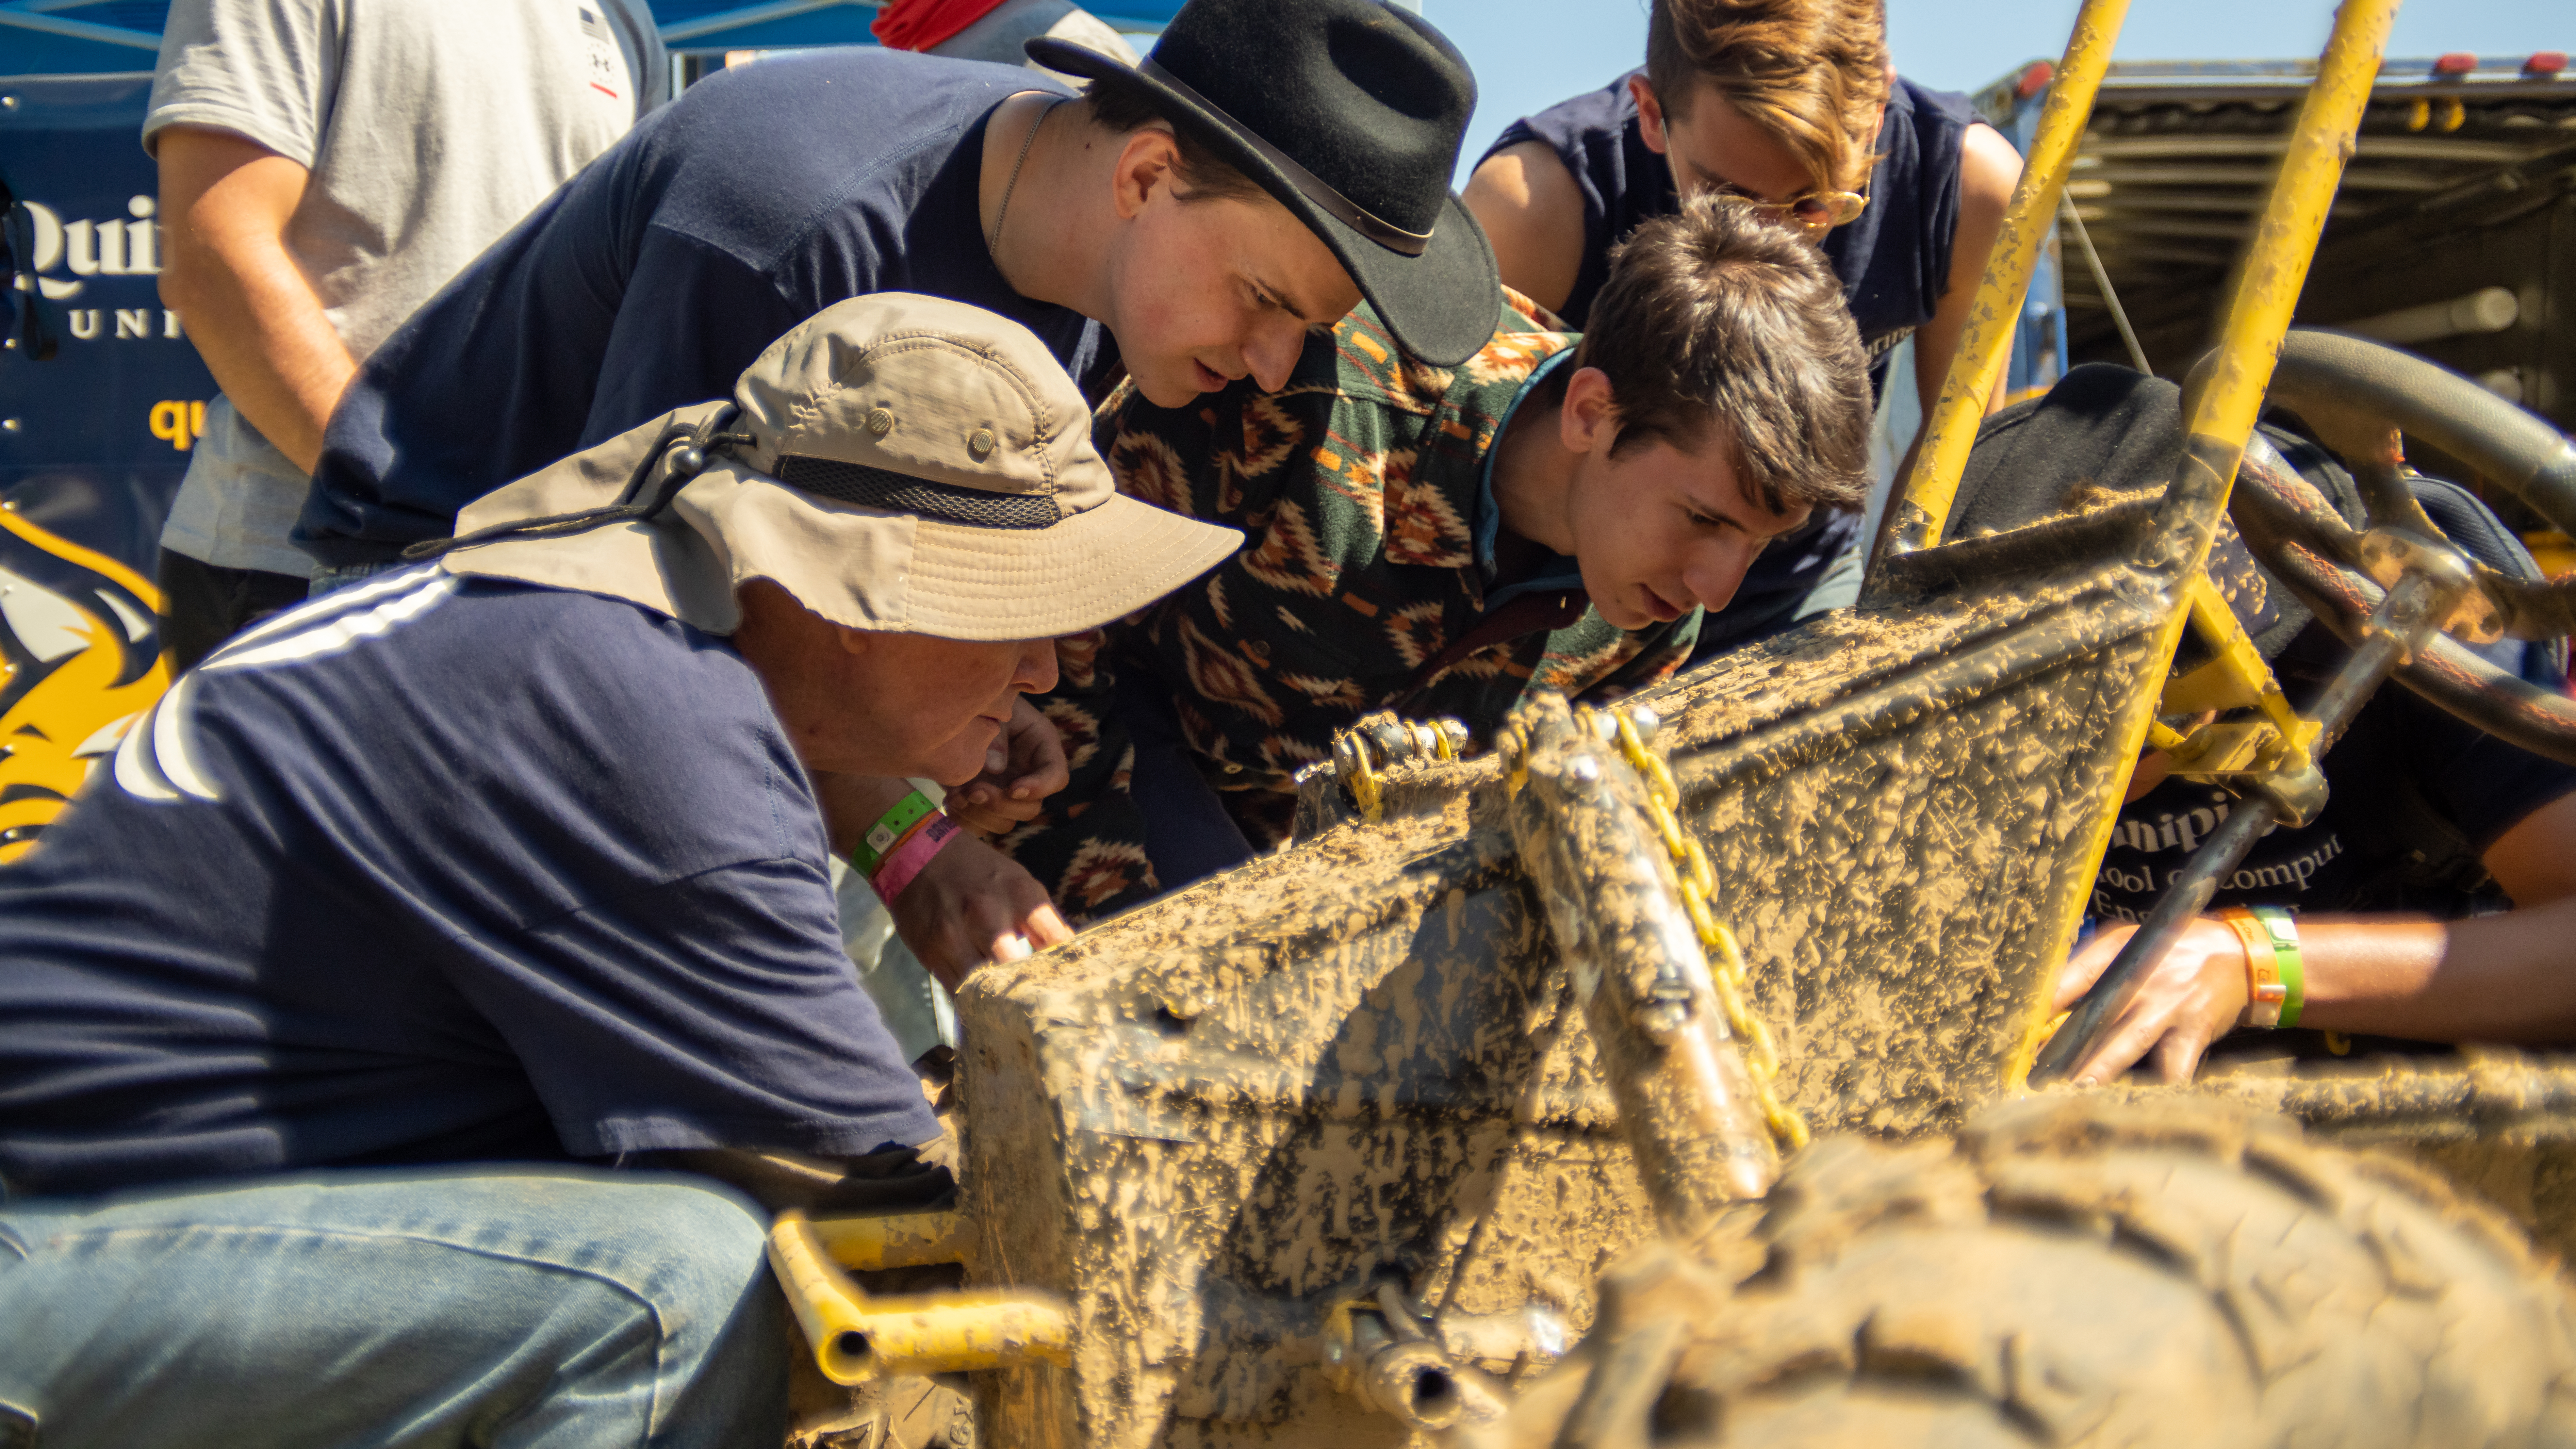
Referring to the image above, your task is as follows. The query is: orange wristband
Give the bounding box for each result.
[2216,905,2286,1028]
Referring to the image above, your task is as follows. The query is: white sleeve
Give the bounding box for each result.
[143,0,343,166]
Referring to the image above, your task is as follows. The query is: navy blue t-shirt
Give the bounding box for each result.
[299,49,1105,569]
[0,569,938,1198]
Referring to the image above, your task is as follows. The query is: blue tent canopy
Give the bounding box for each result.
[0,0,1185,77]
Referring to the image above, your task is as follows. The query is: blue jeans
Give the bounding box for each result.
[0,1168,788,1449]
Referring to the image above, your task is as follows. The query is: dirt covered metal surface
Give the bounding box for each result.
[1503,693,1783,1233]
[954,568,2167,1446]
[1653,582,2161,1140]
[958,823,1656,1448]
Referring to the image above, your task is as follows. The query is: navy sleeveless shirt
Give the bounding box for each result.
[1485,71,1981,398]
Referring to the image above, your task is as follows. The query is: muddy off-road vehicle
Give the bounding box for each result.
[762,2,2576,1444]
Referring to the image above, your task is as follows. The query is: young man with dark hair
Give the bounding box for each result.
[291,0,1500,979]
[1003,196,1873,919]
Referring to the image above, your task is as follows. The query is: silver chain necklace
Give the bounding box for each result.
[986,98,1059,262]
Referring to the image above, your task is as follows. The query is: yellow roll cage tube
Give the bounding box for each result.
[1860,0,2404,1076]
[767,1209,1072,1384]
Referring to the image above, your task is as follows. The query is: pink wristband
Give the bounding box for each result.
[869,812,962,902]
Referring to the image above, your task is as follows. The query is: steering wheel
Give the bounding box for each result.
[2218,329,2576,768]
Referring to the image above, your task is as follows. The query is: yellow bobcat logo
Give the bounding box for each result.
[0,509,169,861]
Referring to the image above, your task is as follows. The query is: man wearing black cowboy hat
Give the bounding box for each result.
[288,0,1499,976]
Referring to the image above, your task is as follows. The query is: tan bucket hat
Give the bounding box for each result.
[437,293,1241,641]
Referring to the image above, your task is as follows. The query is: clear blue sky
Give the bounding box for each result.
[1423,0,2572,184]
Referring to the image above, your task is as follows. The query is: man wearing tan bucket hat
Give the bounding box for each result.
[0,296,1237,1448]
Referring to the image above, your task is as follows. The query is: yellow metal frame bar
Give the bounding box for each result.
[2161,573,2322,774]
[810,1207,980,1271]
[768,1210,1073,1384]
[1869,0,2131,564]
[2005,0,2403,1085]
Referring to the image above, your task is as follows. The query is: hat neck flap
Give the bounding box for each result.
[441,401,749,634]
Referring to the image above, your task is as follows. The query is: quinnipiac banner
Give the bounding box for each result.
[1,73,208,859]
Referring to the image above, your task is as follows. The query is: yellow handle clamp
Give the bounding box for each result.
[767,1210,1072,1384]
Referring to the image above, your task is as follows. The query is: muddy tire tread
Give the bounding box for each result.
[1517,1097,2576,1449]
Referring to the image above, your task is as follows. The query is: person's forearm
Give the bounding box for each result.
[2295,898,2576,1043]
[158,134,355,474]
[813,769,1072,983]
[1871,334,2004,566]
[163,242,355,475]
[1890,120,2022,482]
[1902,314,2011,446]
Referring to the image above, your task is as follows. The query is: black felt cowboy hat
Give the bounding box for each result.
[1028,0,1498,368]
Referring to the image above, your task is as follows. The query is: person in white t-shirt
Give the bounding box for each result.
[147,0,666,670]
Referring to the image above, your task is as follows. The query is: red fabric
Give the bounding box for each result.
[871,0,1014,52]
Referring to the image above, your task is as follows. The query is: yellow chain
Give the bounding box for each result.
[1607,709,1810,1153]
[1335,733,1385,822]
[1494,722,1532,798]
[1336,718,1462,823]
[1491,706,1805,1151]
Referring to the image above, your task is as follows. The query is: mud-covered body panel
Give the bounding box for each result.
[957,560,2166,1445]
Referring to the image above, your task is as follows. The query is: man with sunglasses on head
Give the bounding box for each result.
[292,0,1500,980]
[1463,0,2020,659]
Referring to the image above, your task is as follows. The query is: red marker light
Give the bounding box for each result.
[2432,52,2478,76]
[2527,52,2568,78]
[2017,61,2055,99]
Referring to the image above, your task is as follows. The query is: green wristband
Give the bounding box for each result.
[850,790,936,876]
[2251,905,2305,1029]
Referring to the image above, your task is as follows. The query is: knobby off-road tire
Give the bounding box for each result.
[1481,1096,2576,1449]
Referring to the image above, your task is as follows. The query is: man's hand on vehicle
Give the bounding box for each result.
[888,831,1074,990]
[945,697,1068,836]
[2050,918,2252,1085]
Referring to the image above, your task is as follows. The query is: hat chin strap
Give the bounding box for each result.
[403,405,751,563]
[1136,57,1434,258]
